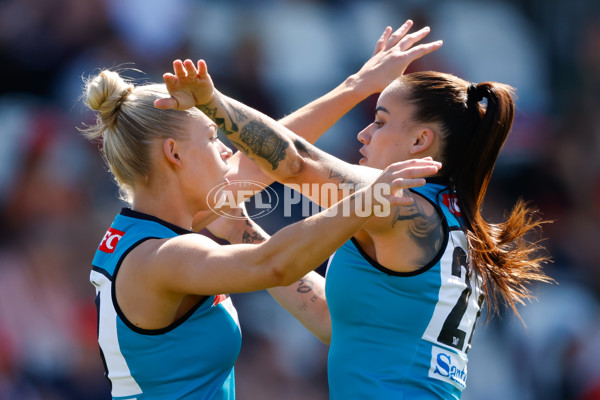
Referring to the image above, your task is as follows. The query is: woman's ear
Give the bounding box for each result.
[410,128,435,155]
[163,138,183,168]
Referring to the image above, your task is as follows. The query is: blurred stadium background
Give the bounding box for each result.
[0,0,599,399]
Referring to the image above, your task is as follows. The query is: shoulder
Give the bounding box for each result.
[122,234,220,284]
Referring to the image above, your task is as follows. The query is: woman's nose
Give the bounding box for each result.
[357,126,371,144]
[221,144,233,160]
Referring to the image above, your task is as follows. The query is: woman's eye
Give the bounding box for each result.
[374,121,384,128]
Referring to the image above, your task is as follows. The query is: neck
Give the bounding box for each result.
[131,182,194,230]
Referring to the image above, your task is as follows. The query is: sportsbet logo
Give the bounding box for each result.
[206,180,393,220]
[99,227,125,253]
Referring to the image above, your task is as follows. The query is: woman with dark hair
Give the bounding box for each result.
[157,26,550,400]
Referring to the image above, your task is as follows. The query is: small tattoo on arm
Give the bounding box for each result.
[293,138,316,159]
[297,278,313,294]
[242,229,266,244]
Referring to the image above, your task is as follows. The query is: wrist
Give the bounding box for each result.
[342,74,374,101]
[196,89,218,108]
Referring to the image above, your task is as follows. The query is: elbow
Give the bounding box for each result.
[263,257,293,287]
[277,146,306,182]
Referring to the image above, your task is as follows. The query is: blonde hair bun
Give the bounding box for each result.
[85,70,134,134]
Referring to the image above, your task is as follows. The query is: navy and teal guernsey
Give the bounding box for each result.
[325,182,484,400]
[90,208,241,400]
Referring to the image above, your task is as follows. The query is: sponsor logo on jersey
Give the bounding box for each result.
[429,346,467,391]
[442,193,462,217]
[99,227,125,253]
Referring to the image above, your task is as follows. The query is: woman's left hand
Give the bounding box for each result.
[353,20,443,95]
[154,59,215,110]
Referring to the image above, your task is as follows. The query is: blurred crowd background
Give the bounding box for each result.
[1,0,599,399]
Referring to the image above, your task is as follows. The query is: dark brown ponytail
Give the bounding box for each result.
[401,72,552,318]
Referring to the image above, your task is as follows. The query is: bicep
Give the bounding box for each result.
[149,234,279,296]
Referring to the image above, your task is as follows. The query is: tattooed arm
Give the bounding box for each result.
[206,206,330,343]
[155,57,383,207]
[155,19,442,205]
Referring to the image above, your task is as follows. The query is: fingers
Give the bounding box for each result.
[398,26,431,51]
[383,20,413,51]
[388,166,441,183]
[154,97,178,110]
[404,40,444,61]
[197,59,208,78]
[386,158,442,171]
[183,59,198,77]
[373,26,392,56]
[173,59,186,79]
[173,59,201,79]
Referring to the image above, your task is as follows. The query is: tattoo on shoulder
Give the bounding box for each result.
[240,120,289,170]
[392,194,444,265]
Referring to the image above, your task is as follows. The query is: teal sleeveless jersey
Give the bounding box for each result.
[90,208,242,400]
[325,183,484,399]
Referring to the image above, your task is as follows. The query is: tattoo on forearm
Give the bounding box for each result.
[242,229,266,244]
[232,106,249,124]
[297,278,318,303]
[197,99,240,135]
[297,278,313,294]
[197,104,218,120]
[229,138,250,156]
[240,121,289,170]
[293,138,314,159]
[199,95,288,170]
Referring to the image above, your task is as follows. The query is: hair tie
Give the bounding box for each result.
[467,84,484,103]
[115,87,133,111]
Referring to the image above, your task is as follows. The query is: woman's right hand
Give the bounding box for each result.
[353,20,443,96]
[363,157,442,214]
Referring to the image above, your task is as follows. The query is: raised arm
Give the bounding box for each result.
[154,59,439,211]
[156,21,442,190]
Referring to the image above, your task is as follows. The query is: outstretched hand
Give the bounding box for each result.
[154,59,215,111]
[372,158,442,208]
[355,20,443,95]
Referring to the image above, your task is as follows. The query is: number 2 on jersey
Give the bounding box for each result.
[437,247,484,353]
